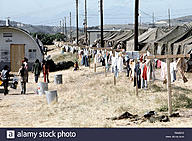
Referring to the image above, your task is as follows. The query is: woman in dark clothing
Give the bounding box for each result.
[32,59,41,83]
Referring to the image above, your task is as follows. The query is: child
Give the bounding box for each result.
[74,60,79,71]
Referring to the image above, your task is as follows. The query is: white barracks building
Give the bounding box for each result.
[0,19,44,71]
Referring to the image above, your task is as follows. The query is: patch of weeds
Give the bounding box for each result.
[52,53,77,63]
[157,94,192,112]
[151,84,166,93]
[173,86,192,95]
[157,105,168,112]
[173,94,192,109]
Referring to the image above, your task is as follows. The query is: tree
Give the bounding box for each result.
[31,33,67,45]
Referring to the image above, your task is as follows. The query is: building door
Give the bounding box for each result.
[10,44,25,72]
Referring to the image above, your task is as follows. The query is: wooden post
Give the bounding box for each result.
[167,43,172,116]
[113,50,116,85]
[134,0,139,51]
[100,0,104,48]
[94,55,96,72]
[94,63,96,72]
[65,17,67,37]
[70,12,72,43]
[105,67,107,77]
[76,0,79,45]
[84,0,88,45]
[168,9,171,28]
[152,43,155,82]
[135,59,138,96]
[89,55,91,68]
[114,75,116,86]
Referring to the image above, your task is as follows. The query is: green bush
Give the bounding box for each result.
[31,32,66,45]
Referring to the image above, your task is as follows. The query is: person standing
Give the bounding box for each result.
[42,61,49,83]
[18,64,28,94]
[1,65,10,95]
[32,59,41,83]
[22,57,29,83]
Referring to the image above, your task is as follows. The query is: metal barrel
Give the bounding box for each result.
[54,74,63,84]
[45,90,58,104]
[37,82,48,96]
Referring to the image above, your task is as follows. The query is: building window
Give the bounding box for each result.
[29,49,36,60]
[0,50,9,61]
[3,33,12,37]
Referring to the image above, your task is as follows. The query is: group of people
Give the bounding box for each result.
[0,58,50,95]
[32,59,50,84]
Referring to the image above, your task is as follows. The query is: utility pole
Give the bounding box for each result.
[65,17,67,37]
[134,0,139,51]
[152,12,155,27]
[70,12,72,43]
[60,20,62,33]
[140,16,142,26]
[84,0,88,45]
[100,0,104,48]
[168,9,171,28]
[62,19,64,34]
[76,0,79,45]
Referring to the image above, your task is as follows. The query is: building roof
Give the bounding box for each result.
[87,29,121,32]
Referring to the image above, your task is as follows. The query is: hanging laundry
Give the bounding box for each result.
[176,58,188,83]
[117,55,123,72]
[170,61,177,82]
[157,60,161,68]
[111,56,116,73]
[134,62,141,89]
[140,61,148,89]
[114,65,119,78]
[130,60,135,80]
[125,56,130,77]
[101,56,105,66]
[161,62,167,81]
[146,60,153,81]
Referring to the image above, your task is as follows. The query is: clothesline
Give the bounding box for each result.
[64,43,147,54]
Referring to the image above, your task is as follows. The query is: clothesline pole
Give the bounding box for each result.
[89,55,91,68]
[94,63,96,72]
[152,45,155,82]
[113,50,116,85]
[94,54,97,72]
[114,75,116,86]
[105,67,107,77]
[167,44,172,116]
[167,57,172,116]
[135,59,139,97]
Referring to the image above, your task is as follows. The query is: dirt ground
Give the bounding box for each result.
[0,46,192,128]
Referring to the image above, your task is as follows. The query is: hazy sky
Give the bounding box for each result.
[0,0,192,26]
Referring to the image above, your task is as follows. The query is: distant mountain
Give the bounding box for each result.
[156,15,192,26]
[1,15,192,34]
[0,20,77,34]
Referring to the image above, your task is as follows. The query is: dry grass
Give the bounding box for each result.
[0,46,192,128]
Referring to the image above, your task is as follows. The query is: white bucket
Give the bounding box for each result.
[45,90,58,104]
[37,82,48,96]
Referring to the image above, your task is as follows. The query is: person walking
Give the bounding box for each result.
[1,65,10,95]
[18,64,28,94]
[42,60,49,83]
[32,59,41,83]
